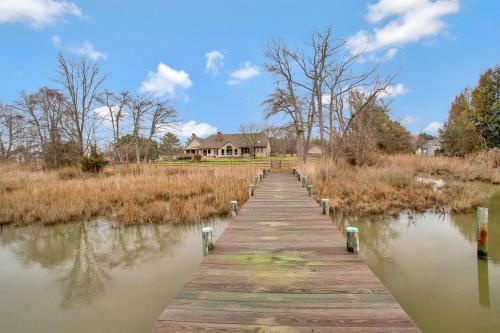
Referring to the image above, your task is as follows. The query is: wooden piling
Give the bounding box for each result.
[254,176,260,187]
[230,200,238,217]
[292,168,296,175]
[248,184,254,197]
[346,227,359,253]
[302,176,307,187]
[201,226,214,256]
[321,198,329,216]
[477,207,488,259]
[307,184,313,196]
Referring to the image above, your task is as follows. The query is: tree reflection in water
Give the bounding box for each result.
[0,221,193,308]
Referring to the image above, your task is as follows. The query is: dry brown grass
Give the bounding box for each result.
[301,153,500,216]
[0,164,260,226]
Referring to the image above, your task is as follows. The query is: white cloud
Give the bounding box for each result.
[227,61,259,85]
[52,36,107,61]
[205,50,224,76]
[401,115,419,126]
[139,62,192,98]
[0,0,82,29]
[347,0,459,60]
[69,41,107,61]
[167,121,217,138]
[93,105,127,125]
[381,83,408,98]
[423,121,443,134]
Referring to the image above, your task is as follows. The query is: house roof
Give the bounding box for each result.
[186,132,269,149]
[418,139,442,149]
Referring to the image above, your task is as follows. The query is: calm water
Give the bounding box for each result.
[0,219,227,333]
[335,193,500,333]
[1,197,499,333]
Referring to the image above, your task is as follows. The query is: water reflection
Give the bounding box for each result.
[333,192,500,333]
[0,219,227,333]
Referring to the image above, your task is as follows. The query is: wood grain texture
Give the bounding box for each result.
[152,172,420,332]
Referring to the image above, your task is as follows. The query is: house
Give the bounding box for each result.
[416,139,443,156]
[307,145,322,157]
[183,132,271,158]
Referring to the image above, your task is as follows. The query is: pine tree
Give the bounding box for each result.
[159,132,182,158]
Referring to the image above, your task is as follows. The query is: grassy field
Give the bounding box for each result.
[301,152,500,216]
[0,164,262,226]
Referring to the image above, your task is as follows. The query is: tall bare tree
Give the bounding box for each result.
[239,122,263,158]
[0,103,23,161]
[56,54,105,159]
[144,99,177,162]
[263,27,389,163]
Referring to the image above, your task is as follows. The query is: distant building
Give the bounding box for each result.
[416,139,443,156]
[307,145,322,157]
[183,132,271,158]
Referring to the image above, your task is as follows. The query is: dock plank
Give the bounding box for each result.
[152,172,419,332]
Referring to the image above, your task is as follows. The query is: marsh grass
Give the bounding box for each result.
[302,153,500,216]
[0,165,260,226]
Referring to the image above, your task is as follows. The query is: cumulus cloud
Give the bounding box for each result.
[69,41,107,61]
[94,105,126,124]
[167,121,218,138]
[227,61,260,85]
[52,36,107,61]
[347,0,459,60]
[140,63,192,98]
[0,0,82,29]
[205,50,224,76]
[381,83,408,98]
[423,121,443,134]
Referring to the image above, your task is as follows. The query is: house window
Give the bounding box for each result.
[241,147,250,155]
[234,149,238,155]
[226,145,233,155]
[208,149,211,154]
[203,149,207,156]
[221,149,225,156]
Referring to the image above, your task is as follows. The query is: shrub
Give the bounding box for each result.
[80,146,109,173]
[57,167,83,180]
[192,153,203,162]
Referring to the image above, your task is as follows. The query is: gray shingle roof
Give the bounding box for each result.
[186,132,269,149]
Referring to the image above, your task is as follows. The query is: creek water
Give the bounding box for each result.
[0,219,228,333]
[335,192,500,333]
[0,194,498,333]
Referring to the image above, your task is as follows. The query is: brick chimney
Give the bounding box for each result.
[215,131,223,142]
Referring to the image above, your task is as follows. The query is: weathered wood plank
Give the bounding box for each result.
[152,172,420,332]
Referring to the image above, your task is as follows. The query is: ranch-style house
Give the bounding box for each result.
[183,132,271,158]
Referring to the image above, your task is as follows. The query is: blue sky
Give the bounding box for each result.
[0,0,499,139]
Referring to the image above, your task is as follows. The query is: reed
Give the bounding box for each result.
[0,164,259,226]
[301,153,500,216]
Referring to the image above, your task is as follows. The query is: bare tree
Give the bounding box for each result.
[56,54,105,159]
[144,99,177,162]
[263,27,389,163]
[96,90,129,163]
[0,103,23,161]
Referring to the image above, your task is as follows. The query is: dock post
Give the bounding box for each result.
[254,175,260,187]
[248,184,254,197]
[307,184,313,196]
[292,168,296,175]
[477,207,488,259]
[201,226,214,256]
[346,227,359,253]
[302,176,307,187]
[230,200,238,217]
[297,172,301,181]
[259,173,263,182]
[321,198,329,216]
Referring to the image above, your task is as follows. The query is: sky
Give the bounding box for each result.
[0,0,499,140]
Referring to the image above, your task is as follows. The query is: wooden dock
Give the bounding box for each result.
[153,172,420,332]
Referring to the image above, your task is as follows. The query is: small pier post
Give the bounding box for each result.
[297,172,301,181]
[254,175,260,187]
[321,198,329,216]
[201,226,214,256]
[307,184,313,196]
[292,168,296,175]
[477,207,488,259]
[248,184,255,197]
[259,174,263,182]
[345,227,359,253]
[302,176,307,187]
[230,200,238,217]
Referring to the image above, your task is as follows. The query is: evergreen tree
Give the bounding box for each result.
[440,89,482,155]
[471,66,500,148]
[159,132,182,158]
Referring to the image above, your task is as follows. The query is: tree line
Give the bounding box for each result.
[262,27,412,164]
[440,65,499,155]
[0,54,181,168]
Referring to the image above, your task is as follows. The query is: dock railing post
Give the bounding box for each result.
[230,200,238,217]
[248,184,254,197]
[201,226,214,256]
[307,184,313,196]
[321,198,329,216]
[346,227,359,253]
[254,175,260,188]
[477,207,488,259]
[302,176,307,187]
